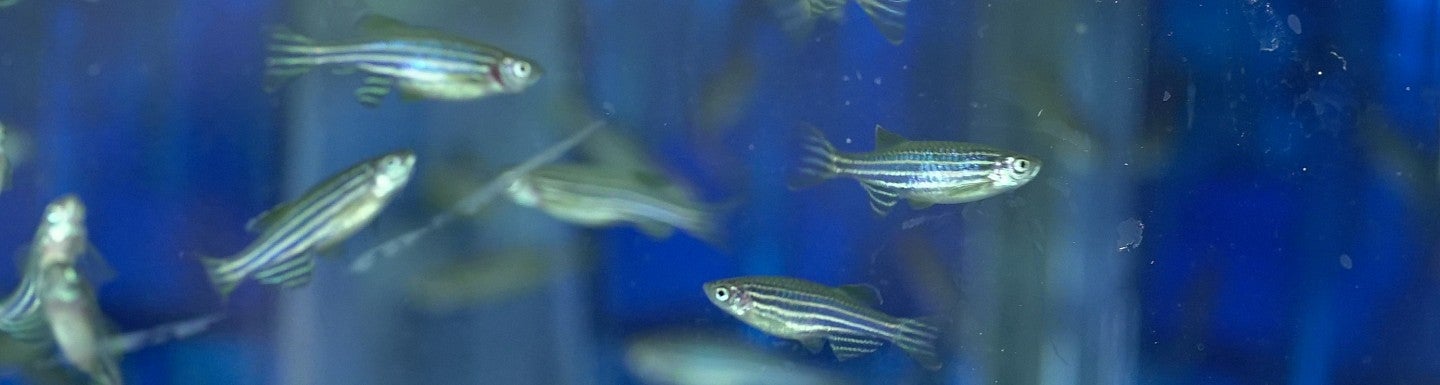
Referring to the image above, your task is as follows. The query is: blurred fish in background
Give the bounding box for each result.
[505,163,723,244]
[766,0,908,44]
[265,14,542,107]
[406,248,587,314]
[624,330,854,385]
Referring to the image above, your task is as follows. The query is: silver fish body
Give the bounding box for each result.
[0,195,90,343]
[202,151,415,299]
[506,164,719,243]
[704,276,942,369]
[265,15,541,107]
[792,125,1041,215]
[40,262,121,385]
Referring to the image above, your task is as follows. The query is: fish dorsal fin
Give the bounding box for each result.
[356,14,412,35]
[858,181,899,216]
[874,125,907,149]
[828,334,885,361]
[836,284,883,306]
[245,203,292,233]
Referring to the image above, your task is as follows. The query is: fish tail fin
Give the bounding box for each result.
[200,256,242,302]
[789,124,840,190]
[264,25,319,92]
[895,317,943,370]
[855,0,908,44]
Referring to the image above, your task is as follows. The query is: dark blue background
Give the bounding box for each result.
[0,0,1435,384]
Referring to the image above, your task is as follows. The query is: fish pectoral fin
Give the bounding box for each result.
[836,284,883,306]
[873,124,908,149]
[828,334,884,361]
[799,336,826,354]
[254,256,317,288]
[907,199,934,210]
[858,181,899,216]
[355,76,394,107]
[635,220,676,239]
[855,0,909,44]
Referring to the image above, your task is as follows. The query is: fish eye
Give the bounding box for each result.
[1012,159,1030,173]
[714,287,729,301]
[513,61,531,77]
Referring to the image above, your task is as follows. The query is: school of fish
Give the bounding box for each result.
[0,4,1052,383]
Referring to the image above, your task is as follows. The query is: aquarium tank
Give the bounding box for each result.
[0,0,1435,384]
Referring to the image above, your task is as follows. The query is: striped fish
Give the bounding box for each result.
[40,261,121,385]
[264,14,541,107]
[201,150,416,299]
[792,125,1041,216]
[506,164,721,243]
[704,276,941,369]
[768,0,908,44]
[0,195,90,343]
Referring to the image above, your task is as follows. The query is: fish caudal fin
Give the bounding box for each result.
[200,256,242,301]
[855,0,908,44]
[789,125,840,190]
[264,26,319,92]
[894,317,943,370]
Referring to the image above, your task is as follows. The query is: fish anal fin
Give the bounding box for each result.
[254,256,316,289]
[855,0,908,44]
[799,336,825,354]
[873,124,907,149]
[827,334,884,361]
[355,77,394,107]
[907,199,934,210]
[858,181,899,216]
[836,284,883,306]
[635,220,676,239]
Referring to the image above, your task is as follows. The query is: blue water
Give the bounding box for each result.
[0,0,1436,384]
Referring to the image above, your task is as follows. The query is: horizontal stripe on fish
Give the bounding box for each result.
[202,151,415,299]
[790,124,1040,215]
[263,15,540,106]
[705,276,942,369]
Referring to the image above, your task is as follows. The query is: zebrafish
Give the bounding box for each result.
[201,150,415,299]
[39,258,121,385]
[768,0,908,44]
[704,276,941,369]
[264,14,541,107]
[626,330,854,385]
[0,195,92,343]
[506,164,721,243]
[792,125,1041,216]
